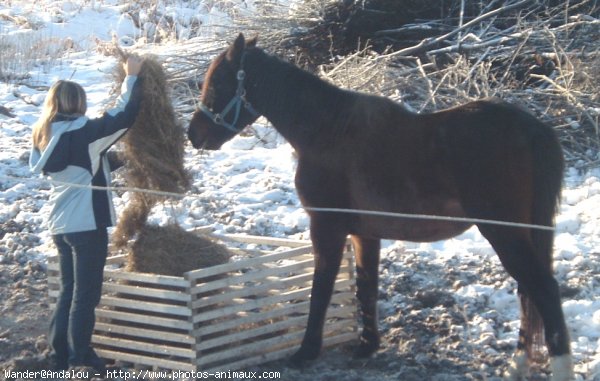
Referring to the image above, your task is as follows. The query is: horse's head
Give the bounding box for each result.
[188,33,260,150]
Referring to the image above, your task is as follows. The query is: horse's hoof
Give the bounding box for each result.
[353,344,379,359]
[288,348,319,369]
[550,354,575,381]
[353,339,380,358]
[503,350,529,381]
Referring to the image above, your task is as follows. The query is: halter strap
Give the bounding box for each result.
[198,51,260,133]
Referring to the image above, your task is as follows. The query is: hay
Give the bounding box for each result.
[104,53,228,275]
[126,224,230,277]
[110,54,191,248]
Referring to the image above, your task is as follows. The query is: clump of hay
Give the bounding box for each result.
[110,54,191,248]
[127,224,230,276]
[106,52,231,274]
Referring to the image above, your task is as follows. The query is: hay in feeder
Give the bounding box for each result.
[127,223,230,276]
[109,54,191,248]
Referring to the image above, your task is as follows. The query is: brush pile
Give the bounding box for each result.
[259,0,600,167]
[277,0,600,64]
[108,54,230,275]
[139,0,598,168]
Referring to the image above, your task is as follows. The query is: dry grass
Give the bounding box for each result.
[104,53,228,275]
[307,1,600,167]
[110,55,190,248]
[127,223,230,276]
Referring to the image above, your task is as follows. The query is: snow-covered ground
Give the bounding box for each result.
[0,1,599,380]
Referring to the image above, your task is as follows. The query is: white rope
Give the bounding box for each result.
[1,173,185,199]
[1,173,555,231]
[303,207,555,231]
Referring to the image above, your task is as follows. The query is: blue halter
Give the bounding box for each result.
[198,52,260,133]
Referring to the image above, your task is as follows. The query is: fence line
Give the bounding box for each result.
[303,207,554,231]
[2,173,186,199]
[1,173,555,231]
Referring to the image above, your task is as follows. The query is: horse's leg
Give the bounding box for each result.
[351,235,381,358]
[478,226,573,381]
[504,284,538,380]
[289,217,347,366]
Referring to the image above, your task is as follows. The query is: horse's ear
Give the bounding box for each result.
[226,33,246,64]
[246,35,258,48]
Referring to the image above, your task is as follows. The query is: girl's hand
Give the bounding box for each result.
[124,56,143,76]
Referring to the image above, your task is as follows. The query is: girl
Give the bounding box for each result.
[30,56,143,371]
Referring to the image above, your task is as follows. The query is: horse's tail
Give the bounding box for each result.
[524,119,564,359]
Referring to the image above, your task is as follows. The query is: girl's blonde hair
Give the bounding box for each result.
[32,80,87,150]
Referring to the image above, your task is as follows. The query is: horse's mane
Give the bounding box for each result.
[241,46,413,149]
[246,47,343,99]
[201,50,228,105]
[245,48,371,133]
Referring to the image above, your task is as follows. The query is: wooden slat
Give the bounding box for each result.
[191,272,313,309]
[105,254,127,266]
[103,283,191,302]
[202,331,358,373]
[193,291,355,336]
[193,278,354,324]
[210,233,311,248]
[48,232,357,372]
[191,260,352,310]
[55,298,354,330]
[197,319,352,366]
[94,349,197,372]
[195,304,356,352]
[189,226,213,234]
[95,309,192,330]
[92,336,195,358]
[103,269,189,288]
[193,299,308,337]
[193,285,310,324]
[197,327,305,366]
[190,261,352,300]
[185,245,312,281]
[100,296,192,317]
[197,315,306,352]
[47,276,59,284]
[94,323,194,344]
[189,257,313,296]
[191,243,352,284]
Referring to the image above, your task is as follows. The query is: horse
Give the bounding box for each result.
[187,34,574,380]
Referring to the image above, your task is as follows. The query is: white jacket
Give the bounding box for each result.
[29,75,142,234]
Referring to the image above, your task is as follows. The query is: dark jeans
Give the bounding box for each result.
[49,228,108,370]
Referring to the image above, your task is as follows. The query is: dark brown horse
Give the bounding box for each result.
[188,34,573,380]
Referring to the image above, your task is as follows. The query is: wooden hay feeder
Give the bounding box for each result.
[47,233,357,372]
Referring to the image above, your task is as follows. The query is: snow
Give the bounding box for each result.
[0,1,599,380]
